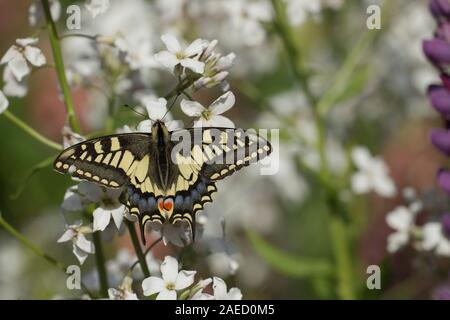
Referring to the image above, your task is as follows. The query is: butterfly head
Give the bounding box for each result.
[151,120,169,144]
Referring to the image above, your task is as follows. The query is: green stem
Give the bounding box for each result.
[129,237,162,272]
[126,220,150,278]
[92,231,108,297]
[329,213,354,299]
[0,214,94,298]
[270,0,316,106]
[41,0,81,133]
[164,78,194,100]
[3,111,61,150]
[270,0,354,299]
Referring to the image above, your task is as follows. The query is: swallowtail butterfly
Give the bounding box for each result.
[54,121,272,244]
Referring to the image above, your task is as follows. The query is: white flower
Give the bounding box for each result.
[386,206,415,253]
[85,0,110,18]
[62,124,85,149]
[28,0,61,26]
[154,34,205,74]
[137,96,183,132]
[284,0,321,27]
[61,186,85,212]
[421,222,450,257]
[212,277,242,300]
[0,38,46,81]
[3,66,28,97]
[142,256,196,300]
[108,276,138,300]
[77,182,127,232]
[189,278,214,300]
[194,39,235,90]
[181,91,235,128]
[57,221,95,265]
[0,90,9,114]
[350,146,396,198]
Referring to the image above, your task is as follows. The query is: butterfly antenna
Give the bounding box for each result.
[162,93,181,121]
[123,104,147,118]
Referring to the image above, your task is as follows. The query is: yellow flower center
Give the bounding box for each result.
[166,282,175,290]
[201,110,212,120]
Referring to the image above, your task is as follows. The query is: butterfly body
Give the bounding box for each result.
[54,121,272,244]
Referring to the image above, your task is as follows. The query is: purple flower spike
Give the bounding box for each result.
[437,169,450,193]
[430,0,450,20]
[442,213,450,236]
[430,128,450,155]
[423,39,450,65]
[440,73,450,90]
[428,84,450,114]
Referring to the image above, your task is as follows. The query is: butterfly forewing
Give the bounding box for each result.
[54,133,152,188]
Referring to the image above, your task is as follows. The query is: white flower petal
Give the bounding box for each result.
[154,51,179,70]
[137,119,154,133]
[76,233,95,254]
[351,172,371,194]
[0,90,9,114]
[175,270,196,290]
[3,66,28,97]
[180,99,205,117]
[23,46,46,66]
[145,97,167,120]
[422,223,442,251]
[191,292,214,300]
[0,46,20,65]
[373,173,396,198]
[72,244,89,265]
[227,287,243,300]
[61,186,84,211]
[216,53,236,70]
[180,58,204,74]
[85,0,110,18]
[351,147,372,169]
[386,206,413,232]
[93,207,112,232]
[161,256,179,284]
[142,276,165,296]
[209,91,235,115]
[156,289,177,300]
[387,232,409,253]
[193,119,211,128]
[16,38,38,47]
[165,120,184,131]
[8,55,30,81]
[184,38,204,57]
[212,277,228,300]
[57,229,75,243]
[110,205,125,230]
[209,115,235,128]
[161,34,181,53]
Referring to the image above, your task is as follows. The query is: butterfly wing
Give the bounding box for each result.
[163,127,272,239]
[53,133,152,188]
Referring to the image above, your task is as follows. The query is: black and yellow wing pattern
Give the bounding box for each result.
[54,123,272,244]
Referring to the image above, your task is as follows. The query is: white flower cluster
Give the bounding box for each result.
[0,37,47,112]
[386,189,450,257]
[141,256,242,300]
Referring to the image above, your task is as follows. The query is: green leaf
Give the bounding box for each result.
[247,229,332,278]
[331,66,369,106]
